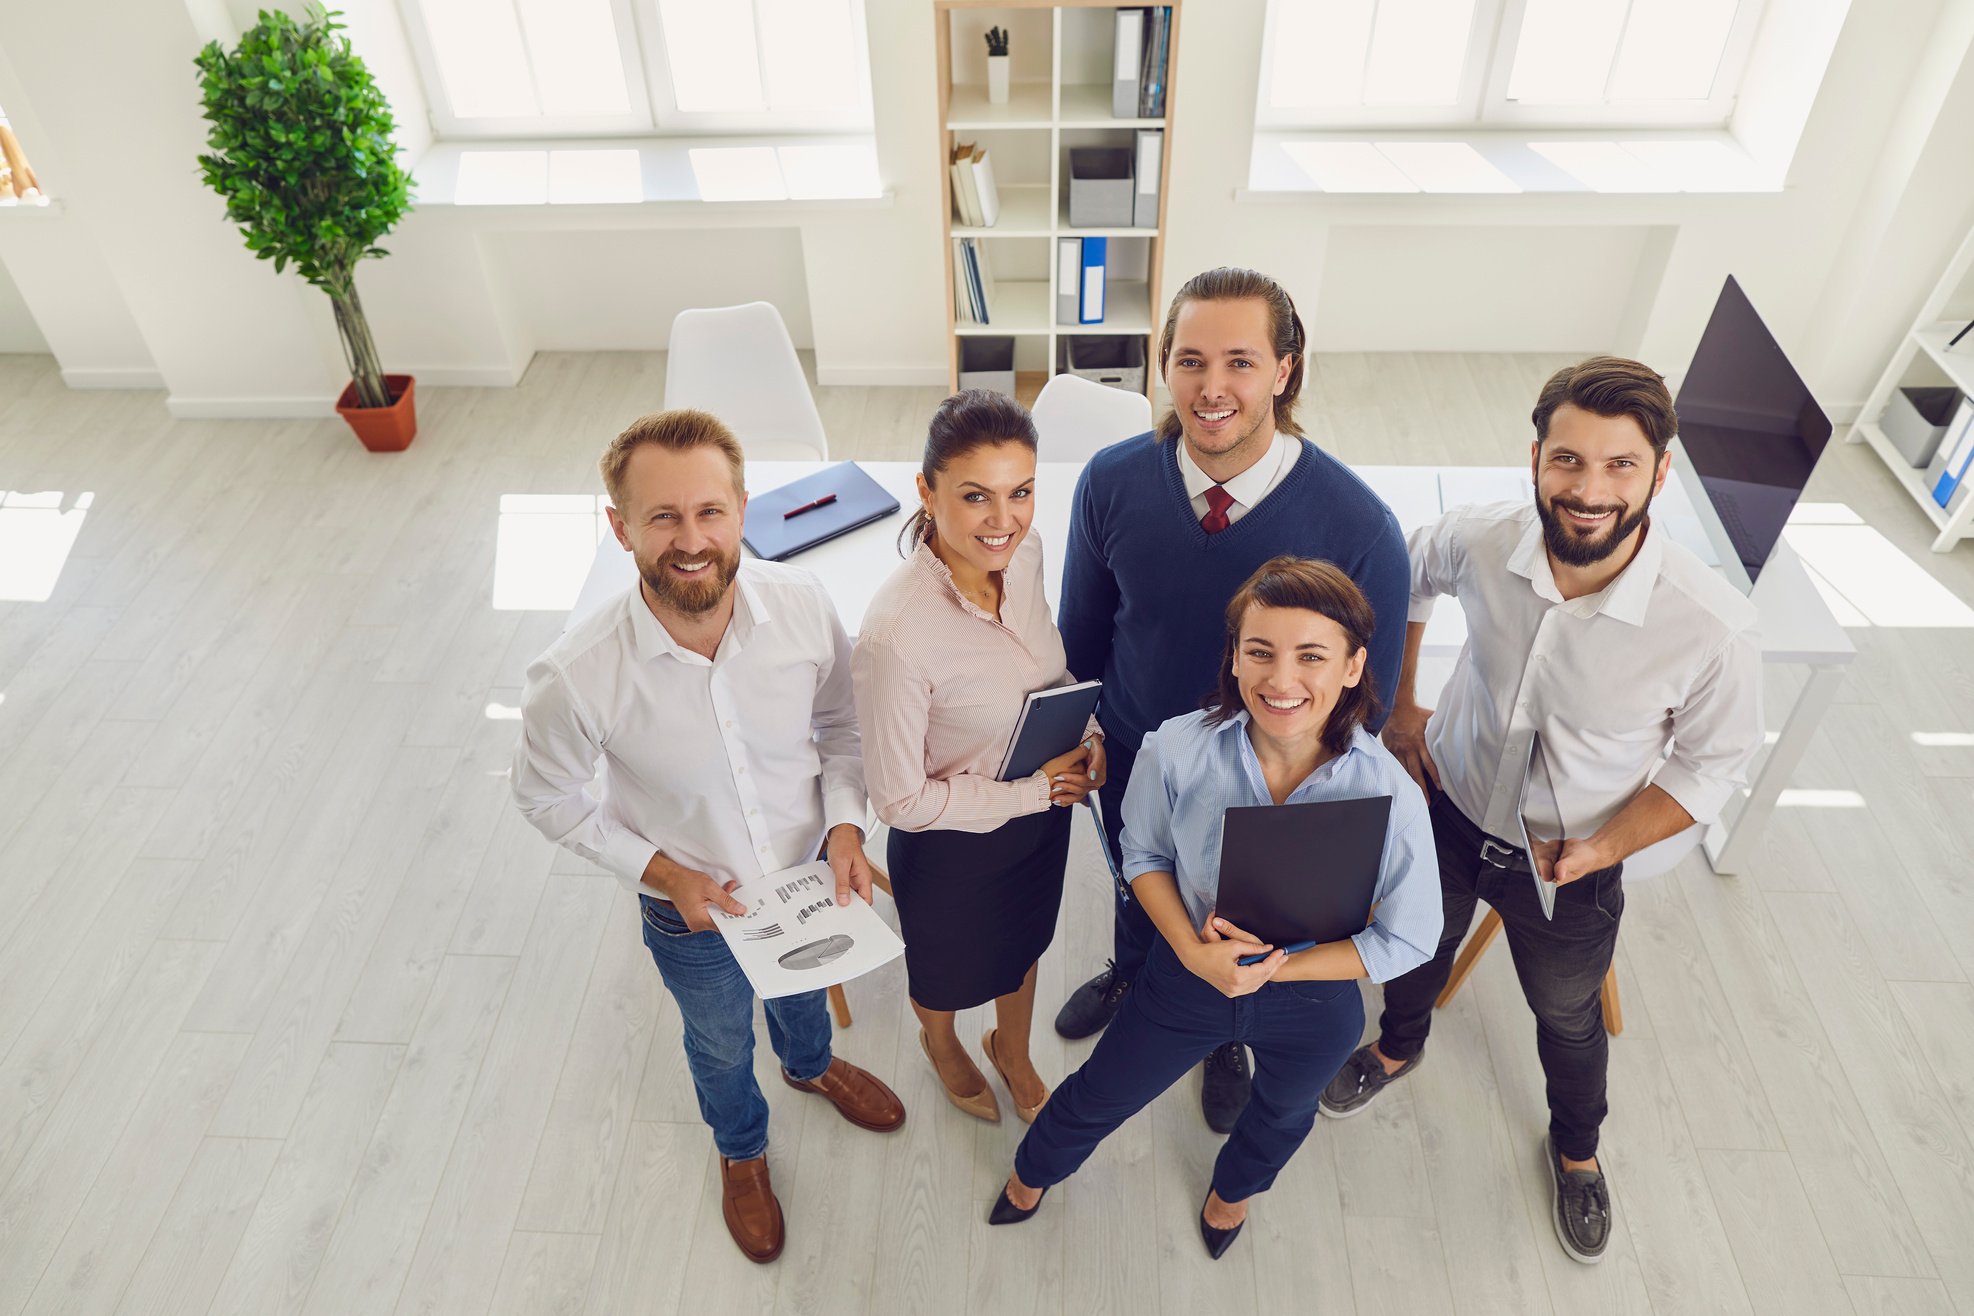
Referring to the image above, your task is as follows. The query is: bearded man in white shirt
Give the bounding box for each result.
[1316,357,1762,1266]
[511,410,906,1265]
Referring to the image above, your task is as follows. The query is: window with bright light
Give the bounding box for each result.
[401,0,874,138]
[1259,0,1766,129]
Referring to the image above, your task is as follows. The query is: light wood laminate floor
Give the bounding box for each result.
[2,351,1972,1316]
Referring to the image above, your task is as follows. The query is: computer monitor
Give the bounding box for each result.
[1672,275,1833,592]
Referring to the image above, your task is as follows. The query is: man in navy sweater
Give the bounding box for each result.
[1051,267,1411,1132]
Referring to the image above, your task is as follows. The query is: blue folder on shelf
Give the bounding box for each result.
[1079,236,1107,324]
[741,462,901,561]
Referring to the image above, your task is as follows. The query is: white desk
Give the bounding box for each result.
[573,461,1853,876]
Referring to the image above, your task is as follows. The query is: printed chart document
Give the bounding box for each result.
[714,861,905,999]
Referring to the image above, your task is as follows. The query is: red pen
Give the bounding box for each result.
[783,493,838,519]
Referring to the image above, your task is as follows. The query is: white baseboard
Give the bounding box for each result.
[814,365,948,387]
[165,395,339,419]
[61,367,164,390]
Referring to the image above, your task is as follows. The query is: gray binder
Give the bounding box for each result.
[1133,130,1161,227]
[1056,238,1081,326]
[1112,9,1143,119]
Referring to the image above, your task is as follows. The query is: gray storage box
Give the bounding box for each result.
[1883,385,1965,467]
[1067,148,1134,228]
[1065,335,1146,394]
[958,337,1017,397]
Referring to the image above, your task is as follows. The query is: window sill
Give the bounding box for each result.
[1245,129,1784,198]
[410,135,889,211]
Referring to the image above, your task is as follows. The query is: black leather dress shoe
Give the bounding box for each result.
[1201,1042,1252,1133]
[988,1183,1048,1225]
[1054,960,1130,1040]
[1199,1192,1245,1259]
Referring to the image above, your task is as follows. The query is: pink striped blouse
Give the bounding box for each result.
[852,533,1087,834]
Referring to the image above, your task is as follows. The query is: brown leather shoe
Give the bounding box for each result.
[720,1155,784,1264]
[780,1057,907,1133]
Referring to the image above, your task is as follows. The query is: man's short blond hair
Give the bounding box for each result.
[599,409,746,510]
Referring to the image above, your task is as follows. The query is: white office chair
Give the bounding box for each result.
[664,301,829,461]
[1030,372,1154,463]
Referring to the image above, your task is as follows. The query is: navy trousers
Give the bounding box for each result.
[1017,937,1364,1203]
[1094,742,1160,984]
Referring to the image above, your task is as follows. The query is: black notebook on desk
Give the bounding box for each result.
[996,680,1103,781]
[742,462,900,561]
[1215,796,1391,947]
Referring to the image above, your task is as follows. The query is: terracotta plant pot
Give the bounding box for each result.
[335,373,417,452]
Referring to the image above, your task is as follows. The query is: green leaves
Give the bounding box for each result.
[193,3,411,295]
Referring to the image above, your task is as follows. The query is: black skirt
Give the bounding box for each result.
[886,805,1073,1011]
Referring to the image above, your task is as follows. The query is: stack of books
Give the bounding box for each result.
[949,141,1000,227]
[953,238,997,324]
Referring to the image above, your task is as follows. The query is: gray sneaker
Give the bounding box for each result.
[1546,1135,1612,1263]
[1318,1044,1419,1119]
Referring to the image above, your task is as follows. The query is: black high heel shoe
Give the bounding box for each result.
[988,1180,1048,1225]
[1199,1191,1245,1259]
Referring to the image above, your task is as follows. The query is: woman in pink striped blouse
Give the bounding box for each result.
[852,391,1105,1125]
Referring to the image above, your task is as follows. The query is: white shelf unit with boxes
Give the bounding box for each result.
[935,1,1178,405]
[1848,222,1974,552]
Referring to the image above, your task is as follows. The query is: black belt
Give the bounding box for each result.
[1478,837,1532,871]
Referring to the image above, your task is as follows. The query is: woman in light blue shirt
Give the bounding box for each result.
[987,555,1442,1257]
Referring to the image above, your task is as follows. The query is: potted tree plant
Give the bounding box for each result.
[195,6,417,451]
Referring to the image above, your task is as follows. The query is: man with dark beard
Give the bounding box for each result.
[511,409,906,1264]
[1316,358,1762,1266]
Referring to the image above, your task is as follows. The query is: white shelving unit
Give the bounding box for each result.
[935,2,1178,404]
[1848,224,1974,552]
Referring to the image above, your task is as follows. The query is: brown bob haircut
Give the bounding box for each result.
[1154,266,1307,443]
[1531,356,1678,458]
[599,409,746,510]
[1204,555,1381,758]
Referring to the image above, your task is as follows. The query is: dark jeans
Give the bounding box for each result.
[1376,787,1625,1161]
[1094,742,1159,984]
[1017,937,1364,1201]
[639,895,833,1161]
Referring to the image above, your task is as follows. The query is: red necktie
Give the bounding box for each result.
[1202,484,1234,535]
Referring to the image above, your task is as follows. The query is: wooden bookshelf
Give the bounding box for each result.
[935,2,1179,402]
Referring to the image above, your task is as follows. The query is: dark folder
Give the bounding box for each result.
[996,680,1102,781]
[742,462,900,562]
[1214,796,1392,947]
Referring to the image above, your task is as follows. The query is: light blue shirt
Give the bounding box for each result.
[1120,710,1443,984]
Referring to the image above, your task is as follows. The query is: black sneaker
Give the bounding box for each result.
[1318,1044,1419,1119]
[1054,960,1130,1039]
[1201,1043,1251,1134]
[1546,1135,1612,1264]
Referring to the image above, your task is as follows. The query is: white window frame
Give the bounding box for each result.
[398,0,874,141]
[1255,0,1769,133]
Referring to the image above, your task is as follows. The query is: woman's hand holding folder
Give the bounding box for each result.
[1042,739,1103,808]
[1178,913,1287,998]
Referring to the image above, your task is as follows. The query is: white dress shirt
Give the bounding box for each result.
[511,560,867,895]
[1177,431,1295,525]
[1408,500,1762,844]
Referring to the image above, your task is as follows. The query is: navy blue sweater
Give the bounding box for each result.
[1059,433,1411,757]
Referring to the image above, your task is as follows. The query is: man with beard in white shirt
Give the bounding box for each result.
[1317,358,1762,1265]
[512,410,906,1265]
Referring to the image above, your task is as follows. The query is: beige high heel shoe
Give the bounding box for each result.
[982,1028,1050,1124]
[920,1029,999,1123]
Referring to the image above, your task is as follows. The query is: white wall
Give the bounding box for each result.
[1161,0,1974,413]
[0,255,47,353]
[1,0,1971,414]
[486,227,813,352]
[0,0,348,414]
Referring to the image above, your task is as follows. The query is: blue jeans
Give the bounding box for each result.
[1016,936,1364,1203]
[639,894,833,1161]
